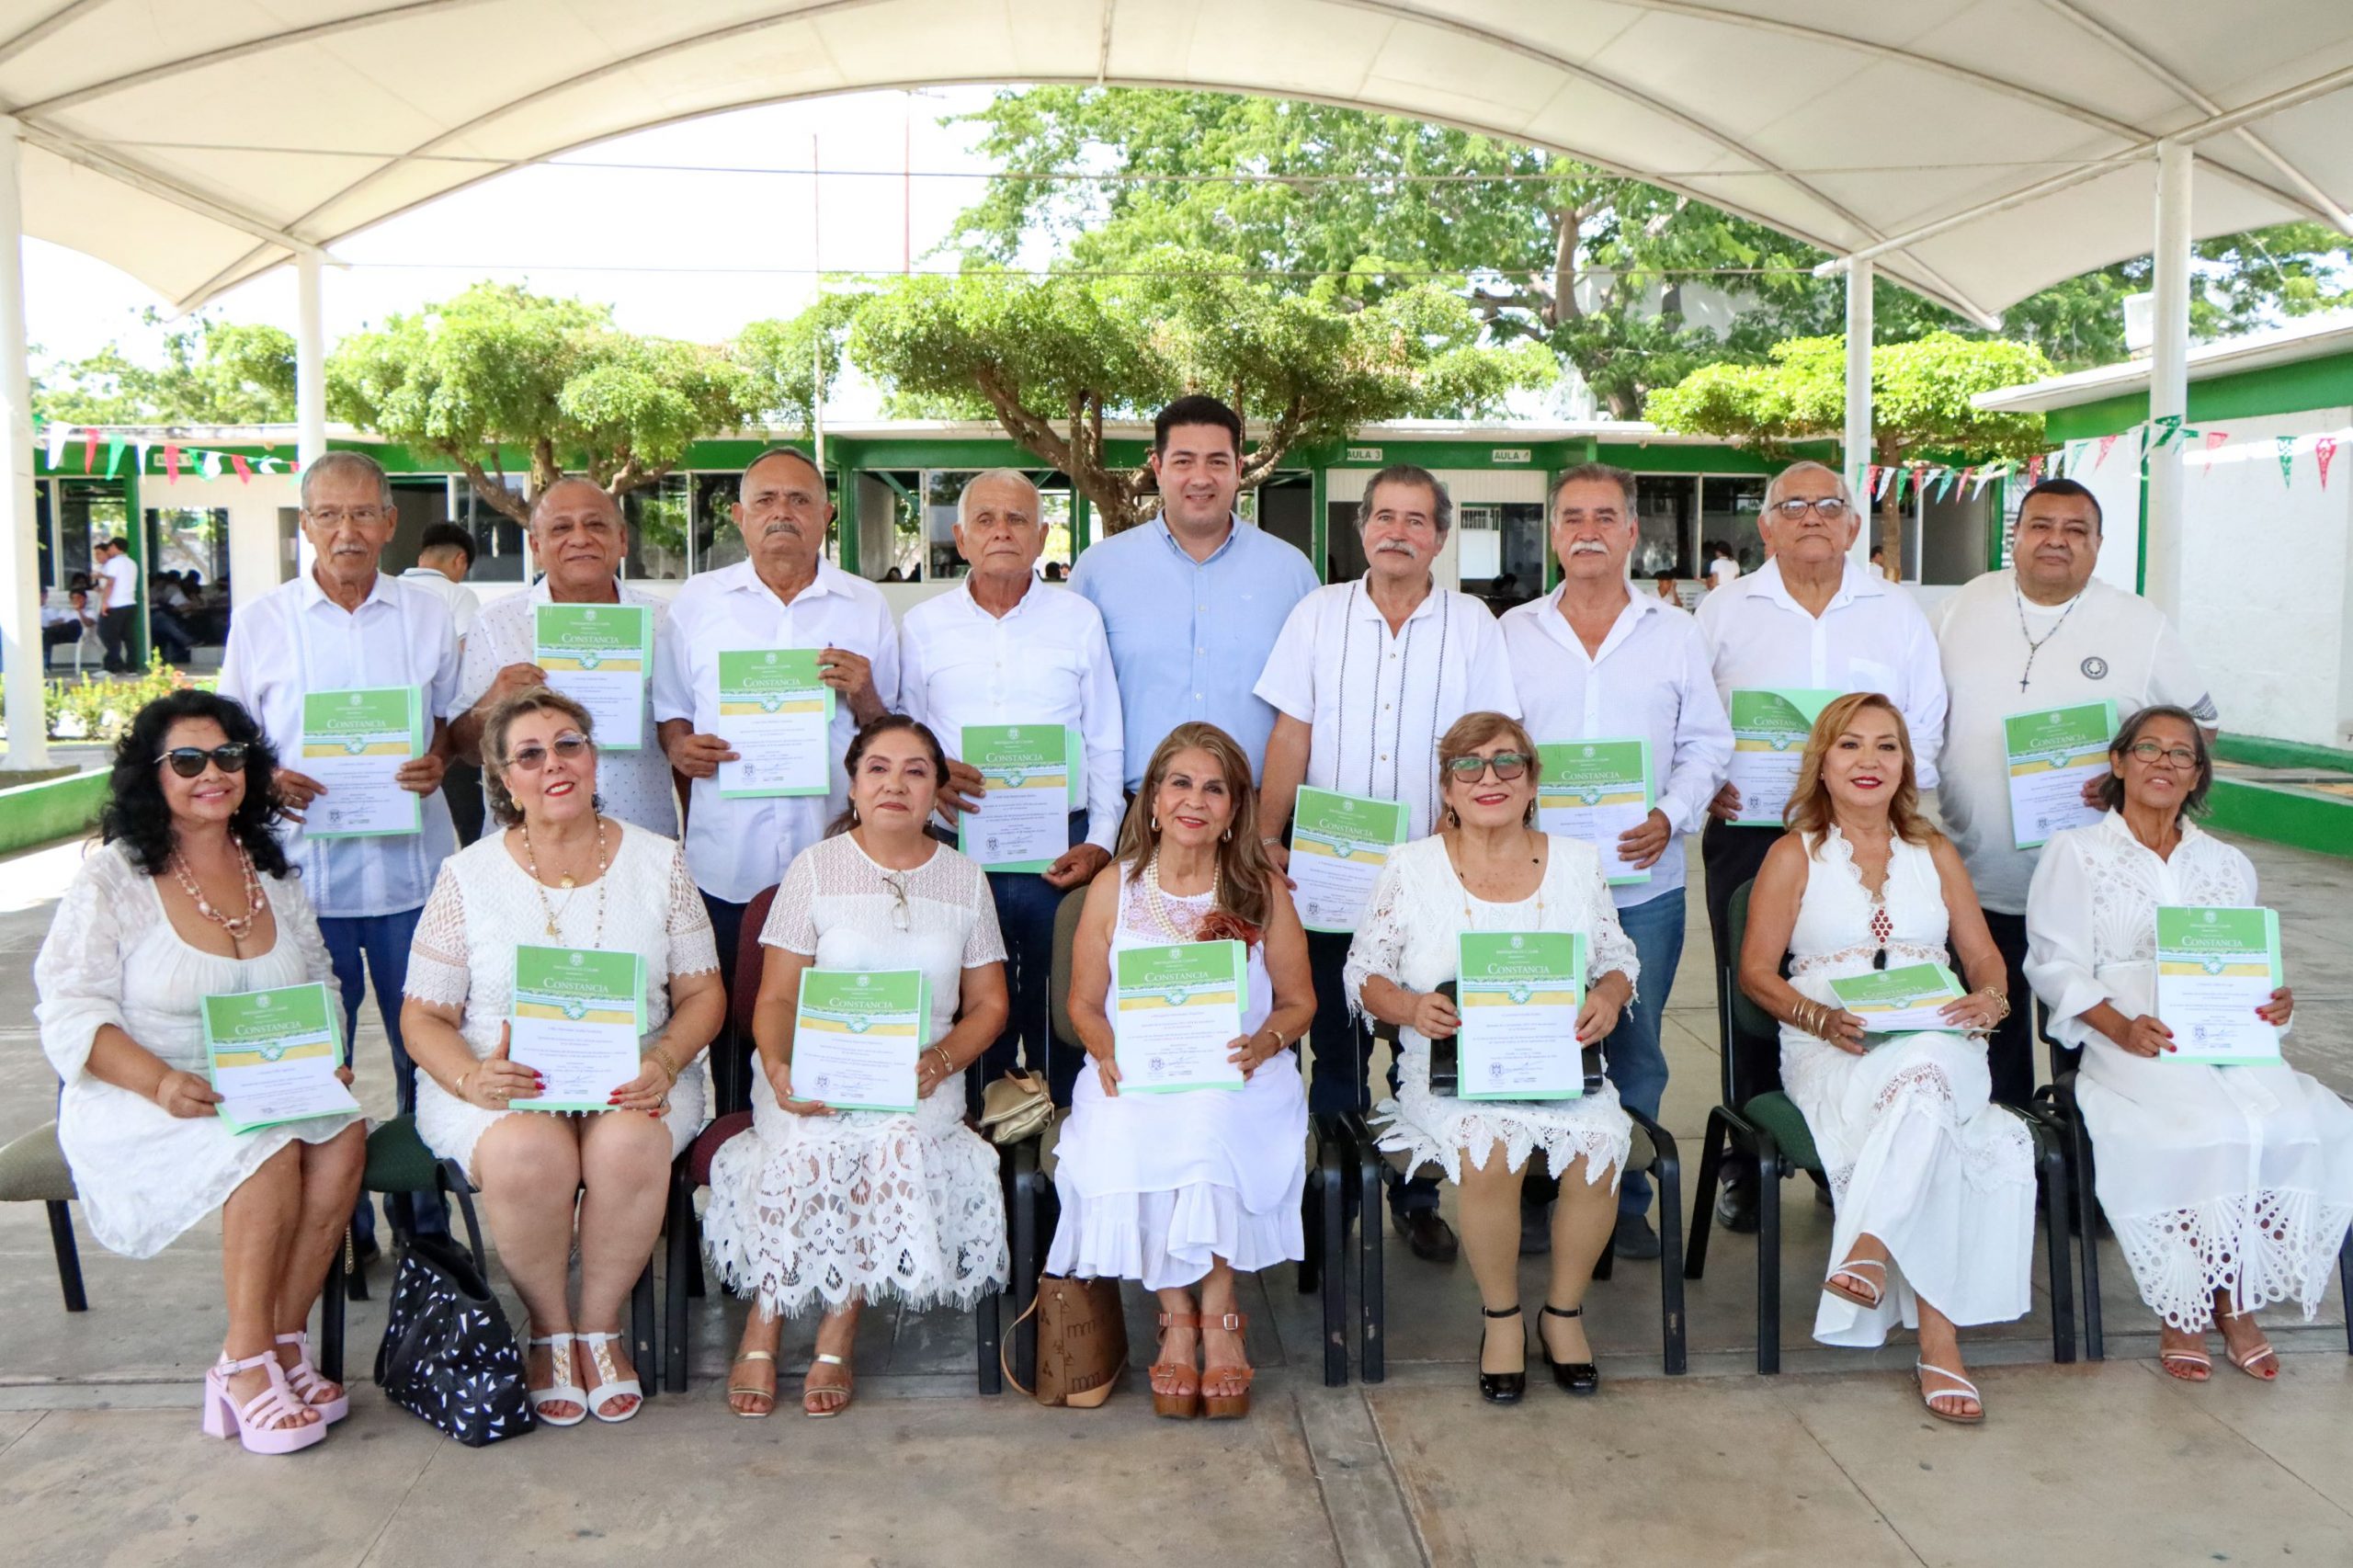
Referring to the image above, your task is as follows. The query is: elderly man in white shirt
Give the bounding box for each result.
[899,469,1123,1104]
[1501,463,1732,1261]
[1693,459,1948,1231]
[217,449,462,1249]
[654,446,895,1096]
[453,479,678,837]
[1256,464,1519,1262]
[1935,476,2218,1108]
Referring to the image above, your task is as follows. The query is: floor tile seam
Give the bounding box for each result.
[1761,1374,1933,1568]
[1348,1391,1437,1568]
[353,1424,449,1568]
[0,1408,44,1460]
[2134,1356,2353,1524]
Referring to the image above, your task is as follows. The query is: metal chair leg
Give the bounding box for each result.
[1754,1131,1782,1376]
[630,1261,658,1401]
[2067,1102,2105,1361]
[44,1199,87,1312]
[2029,1114,2075,1364]
[2339,1233,2352,1356]
[975,1285,1004,1395]
[1316,1122,1347,1387]
[1641,1118,1688,1376]
[319,1245,347,1385]
[664,1165,692,1393]
[1348,1113,1386,1385]
[1009,1139,1043,1393]
[1684,1108,1730,1281]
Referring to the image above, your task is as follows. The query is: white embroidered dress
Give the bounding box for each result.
[33,842,360,1258]
[701,834,1009,1316]
[1780,829,2036,1346]
[404,822,718,1176]
[1047,867,1307,1290]
[2026,812,2353,1328]
[1346,835,1635,1187]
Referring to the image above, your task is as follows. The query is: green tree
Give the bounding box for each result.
[37,312,296,426]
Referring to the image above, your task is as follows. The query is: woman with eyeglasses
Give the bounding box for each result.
[1345,712,1638,1403]
[35,692,364,1455]
[704,714,1010,1418]
[2026,706,2353,1383]
[401,687,724,1426]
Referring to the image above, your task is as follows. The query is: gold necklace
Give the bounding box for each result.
[520,815,610,943]
[170,843,266,942]
[1444,828,1545,927]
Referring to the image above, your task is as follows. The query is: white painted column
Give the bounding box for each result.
[0,118,46,770]
[292,249,326,583]
[2144,141,2193,619]
[1844,257,1874,568]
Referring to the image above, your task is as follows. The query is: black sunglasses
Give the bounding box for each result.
[156,744,250,778]
[1444,751,1530,783]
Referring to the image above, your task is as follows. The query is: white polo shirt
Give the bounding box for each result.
[99,552,138,609]
[398,567,481,642]
[1695,557,1949,789]
[1501,586,1733,908]
[459,578,678,837]
[652,557,899,905]
[898,577,1127,852]
[1933,568,2217,915]
[1254,579,1520,842]
[217,571,463,919]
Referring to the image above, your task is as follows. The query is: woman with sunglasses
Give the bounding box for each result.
[35,692,364,1455]
[1345,711,1638,1403]
[2027,706,2353,1382]
[401,687,724,1425]
[704,714,1010,1418]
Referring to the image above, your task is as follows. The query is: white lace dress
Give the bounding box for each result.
[33,841,360,1258]
[701,834,1009,1316]
[404,822,718,1177]
[1047,868,1307,1290]
[2026,812,2353,1329]
[1345,835,1635,1187]
[1780,828,2037,1346]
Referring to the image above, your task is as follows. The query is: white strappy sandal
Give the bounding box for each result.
[526,1332,589,1427]
[576,1331,643,1423]
[1823,1257,1887,1310]
[1915,1361,1985,1426]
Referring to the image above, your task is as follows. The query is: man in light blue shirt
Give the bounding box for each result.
[1070,395,1318,789]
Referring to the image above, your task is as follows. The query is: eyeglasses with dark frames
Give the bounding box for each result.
[155,744,250,778]
[1444,752,1530,784]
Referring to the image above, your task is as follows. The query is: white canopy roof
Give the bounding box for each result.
[1,1,2349,319]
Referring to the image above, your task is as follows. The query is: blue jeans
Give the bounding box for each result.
[1600,888,1684,1217]
[321,906,447,1242]
[979,812,1090,1104]
[1305,927,1439,1217]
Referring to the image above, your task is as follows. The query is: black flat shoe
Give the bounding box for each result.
[1478,1305,1525,1404]
[1393,1209,1460,1264]
[1610,1212,1662,1261]
[1713,1179,1759,1235]
[1541,1304,1600,1396]
[1519,1199,1552,1256]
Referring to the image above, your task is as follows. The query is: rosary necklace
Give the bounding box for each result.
[2012,583,2083,693]
[171,844,266,944]
[520,815,610,943]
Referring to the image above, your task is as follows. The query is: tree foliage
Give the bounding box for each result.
[36,312,296,426]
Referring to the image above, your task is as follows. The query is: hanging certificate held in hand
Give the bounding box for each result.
[1457,932,1586,1101]
[1828,961,1969,1037]
[2004,700,2115,848]
[1536,739,1654,886]
[1112,940,1248,1093]
[1726,689,1838,828]
[536,604,654,750]
[960,724,1071,871]
[709,649,834,799]
[202,982,360,1134]
[300,686,424,837]
[1289,788,1407,933]
[2156,905,2284,1065]
[791,969,929,1112]
[506,946,648,1112]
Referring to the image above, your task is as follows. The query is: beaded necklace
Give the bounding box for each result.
[170,843,266,944]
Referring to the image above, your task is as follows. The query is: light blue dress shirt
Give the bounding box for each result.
[1069,515,1318,790]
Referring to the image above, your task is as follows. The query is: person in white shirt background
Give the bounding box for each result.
[1500,463,1733,1260]
[1705,540,1741,591]
[1256,464,1520,1264]
[898,468,1125,1103]
[401,521,487,845]
[95,536,141,672]
[1934,477,2218,1108]
[1694,459,1949,1232]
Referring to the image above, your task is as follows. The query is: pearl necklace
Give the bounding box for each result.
[1141,851,1218,941]
[520,815,610,943]
[170,844,265,943]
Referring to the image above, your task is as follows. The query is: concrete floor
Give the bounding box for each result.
[1,828,2347,1568]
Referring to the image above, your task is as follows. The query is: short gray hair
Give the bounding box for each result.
[1761,460,1853,515]
[1546,461,1637,513]
[529,476,621,528]
[740,445,825,499]
[300,449,395,515]
[1357,464,1452,535]
[956,469,1041,528]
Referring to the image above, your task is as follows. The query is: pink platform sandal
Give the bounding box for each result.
[202,1350,326,1454]
[276,1331,349,1424]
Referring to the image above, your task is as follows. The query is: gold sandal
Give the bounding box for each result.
[802,1352,853,1418]
[728,1349,778,1419]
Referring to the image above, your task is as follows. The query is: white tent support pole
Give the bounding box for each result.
[1845,257,1874,570]
[293,250,326,582]
[0,118,43,769]
[2145,140,2193,620]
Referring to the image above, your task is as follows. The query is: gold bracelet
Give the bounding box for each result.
[1978,987,2011,1024]
[930,1045,955,1077]
[649,1049,681,1088]
[455,1069,473,1101]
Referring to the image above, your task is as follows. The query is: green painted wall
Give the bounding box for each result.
[0,769,107,858]
[2042,347,2353,443]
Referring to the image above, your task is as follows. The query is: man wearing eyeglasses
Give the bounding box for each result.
[1932,477,2217,1108]
[1693,460,1948,1231]
[217,449,463,1249]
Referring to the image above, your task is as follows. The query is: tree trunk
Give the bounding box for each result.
[1875,438,1904,574]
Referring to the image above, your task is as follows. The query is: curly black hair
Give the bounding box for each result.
[101,690,292,879]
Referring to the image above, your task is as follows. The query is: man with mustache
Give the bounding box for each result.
[654,447,896,1008]
[1500,463,1732,1260]
[1255,465,1520,1263]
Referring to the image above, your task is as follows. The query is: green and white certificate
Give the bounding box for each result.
[202,983,359,1134]
[791,969,929,1112]
[1726,688,1838,828]
[2004,699,2116,848]
[2156,905,2284,1065]
[535,603,654,750]
[1536,739,1654,886]
[1828,961,1968,1036]
[960,723,1071,871]
[1289,787,1408,933]
[1112,939,1249,1093]
[1457,932,1586,1100]
[709,649,835,799]
[299,685,425,838]
[506,945,648,1112]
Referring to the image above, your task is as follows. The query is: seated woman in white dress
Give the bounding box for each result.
[707,714,1011,1419]
[34,691,364,1456]
[2027,705,2353,1382]
[403,688,724,1426]
[1347,711,1638,1403]
[1052,722,1315,1420]
[1738,693,2032,1424]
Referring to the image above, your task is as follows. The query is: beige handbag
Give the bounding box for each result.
[1006,1276,1128,1408]
[978,1069,1054,1145]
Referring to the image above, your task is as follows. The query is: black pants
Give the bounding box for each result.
[1304,927,1438,1216]
[703,892,752,1107]
[443,760,486,847]
[97,605,134,671]
[1700,821,1783,1191]
[1981,910,2039,1108]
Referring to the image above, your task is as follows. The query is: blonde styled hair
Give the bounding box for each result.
[482,686,597,827]
[1437,710,1542,827]
[1114,722,1274,932]
[1785,691,1931,848]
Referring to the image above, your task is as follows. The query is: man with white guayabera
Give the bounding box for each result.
[1255,464,1520,1265]
[453,478,679,837]
[1934,476,2217,1108]
[898,468,1124,1104]
[217,449,463,1249]
[1693,459,1948,1232]
[1500,463,1731,1261]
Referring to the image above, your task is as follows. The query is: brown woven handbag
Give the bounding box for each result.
[1005,1275,1128,1408]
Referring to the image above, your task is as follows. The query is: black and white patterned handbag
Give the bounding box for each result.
[373,1232,537,1446]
